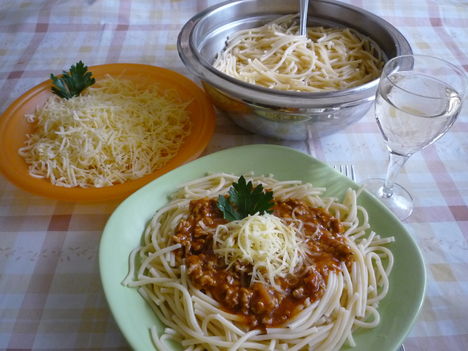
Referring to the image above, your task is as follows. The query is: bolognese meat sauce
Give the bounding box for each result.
[172,198,354,330]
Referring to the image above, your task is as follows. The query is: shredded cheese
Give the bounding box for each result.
[213,213,309,291]
[18,76,191,188]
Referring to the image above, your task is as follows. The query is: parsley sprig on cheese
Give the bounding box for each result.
[217,176,274,221]
[50,61,96,99]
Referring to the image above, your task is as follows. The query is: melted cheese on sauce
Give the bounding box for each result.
[18,77,191,188]
[213,213,309,290]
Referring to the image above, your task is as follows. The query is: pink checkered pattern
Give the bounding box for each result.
[0,0,467,350]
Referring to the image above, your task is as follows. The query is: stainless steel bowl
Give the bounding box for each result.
[178,0,412,140]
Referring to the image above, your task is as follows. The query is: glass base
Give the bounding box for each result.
[362,178,414,220]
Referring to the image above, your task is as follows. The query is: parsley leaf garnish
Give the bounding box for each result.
[217,176,274,221]
[50,61,96,99]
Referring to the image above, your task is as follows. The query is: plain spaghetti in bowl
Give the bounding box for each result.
[123,173,394,351]
[178,0,412,139]
[213,15,384,92]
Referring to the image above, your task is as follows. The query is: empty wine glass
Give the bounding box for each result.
[363,55,466,220]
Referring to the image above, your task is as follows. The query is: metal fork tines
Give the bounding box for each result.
[334,164,356,181]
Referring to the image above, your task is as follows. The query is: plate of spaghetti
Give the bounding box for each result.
[99,144,425,351]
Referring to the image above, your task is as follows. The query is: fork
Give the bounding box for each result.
[333,164,406,351]
[334,164,357,181]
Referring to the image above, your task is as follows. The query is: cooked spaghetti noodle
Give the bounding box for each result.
[123,173,394,351]
[213,15,384,92]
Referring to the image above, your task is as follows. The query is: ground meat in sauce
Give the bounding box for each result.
[172,198,354,330]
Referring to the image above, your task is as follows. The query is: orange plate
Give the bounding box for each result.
[0,63,216,202]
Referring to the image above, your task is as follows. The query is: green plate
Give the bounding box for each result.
[99,144,426,351]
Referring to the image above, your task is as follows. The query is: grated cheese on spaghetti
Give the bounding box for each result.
[212,213,310,291]
[18,76,191,188]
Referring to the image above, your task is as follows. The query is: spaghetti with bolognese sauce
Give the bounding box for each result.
[123,173,394,351]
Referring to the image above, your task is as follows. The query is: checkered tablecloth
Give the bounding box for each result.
[0,0,467,350]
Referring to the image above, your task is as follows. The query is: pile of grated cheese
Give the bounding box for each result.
[18,76,191,188]
[213,213,309,291]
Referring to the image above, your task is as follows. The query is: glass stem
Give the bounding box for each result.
[382,152,409,198]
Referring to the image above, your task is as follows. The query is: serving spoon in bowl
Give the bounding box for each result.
[299,0,310,36]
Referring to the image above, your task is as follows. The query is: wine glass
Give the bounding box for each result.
[363,55,466,220]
